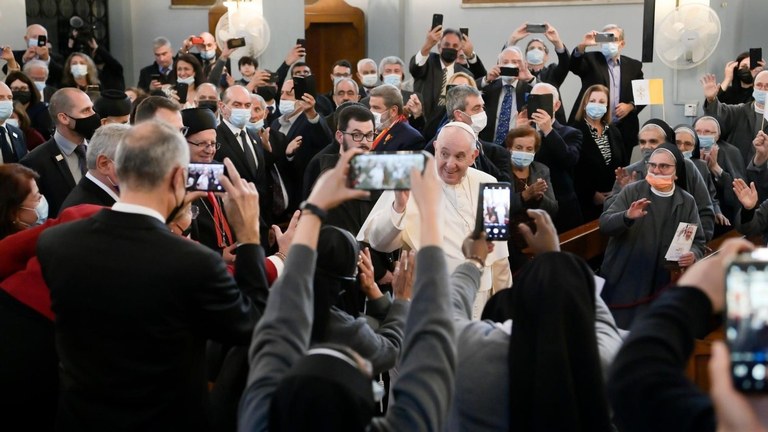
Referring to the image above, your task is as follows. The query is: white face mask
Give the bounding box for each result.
[279,99,296,116]
[361,74,378,87]
[5,118,19,128]
[372,111,383,129]
[463,110,487,134]
[177,75,196,85]
[71,64,88,78]
[382,74,401,87]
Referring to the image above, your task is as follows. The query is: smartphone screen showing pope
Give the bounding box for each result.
[187,163,225,192]
[476,182,511,241]
[347,152,426,190]
[726,249,768,392]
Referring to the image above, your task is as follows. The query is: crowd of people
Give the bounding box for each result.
[1,16,768,431]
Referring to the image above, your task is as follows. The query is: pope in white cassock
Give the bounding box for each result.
[358,122,513,318]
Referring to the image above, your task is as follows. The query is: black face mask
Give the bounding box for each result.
[440,48,458,64]
[166,180,187,226]
[197,100,218,113]
[737,68,754,84]
[66,112,101,140]
[12,90,31,105]
[256,86,277,102]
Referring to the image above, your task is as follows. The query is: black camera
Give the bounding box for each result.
[70,16,96,51]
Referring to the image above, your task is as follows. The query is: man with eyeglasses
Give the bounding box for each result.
[600,145,706,328]
[316,59,354,116]
[368,84,425,152]
[608,121,715,240]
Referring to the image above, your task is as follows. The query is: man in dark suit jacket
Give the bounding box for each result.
[477,47,535,145]
[20,88,100,217]
[423,85,512,183]
[367,84,425,152]
[530,83,584,232]
[36,120,269,432]
[0,82,29,163]
[3,25,65,87]
[409,27,472,122]
[136,37,177,92]
[568,25,644,154]
[60,123,128,211]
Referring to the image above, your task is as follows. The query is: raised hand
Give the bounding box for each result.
[626,198,651,219]
[615,167,637,189]
[507,23,530,46]
[701,73,719,102]
[518,209,560,255]
[733,178,759,210]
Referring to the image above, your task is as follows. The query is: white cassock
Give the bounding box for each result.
[358,167,512,319]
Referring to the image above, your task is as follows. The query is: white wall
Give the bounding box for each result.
[0,0,32,80]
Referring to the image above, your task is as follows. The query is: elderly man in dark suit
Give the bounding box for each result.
[2,25,65,87]
[530,83,584,232]
[477,47,535,145]
[368,84,425,152]
[568,24,644,154]
[136,37,177,92]
[37,120,269,431]
[0,82,28,163]
[20,88,101,217]
[409,26,472,122]
[60,123,128,211]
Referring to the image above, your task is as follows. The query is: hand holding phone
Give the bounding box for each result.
[175,83,189,104]
[37,35,47,47]
[296,38,305,48]
[750,48,763,70]
[527,93,554,119]
[526,24,547,33]
[227,37,246,50]
[499,66,520,77]
[474,183,511,241]
[190,36,204,45]
[595,32,616,43]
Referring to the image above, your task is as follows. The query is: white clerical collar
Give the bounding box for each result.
[111,202,165,223]
[650,184,675,197]
[86,172,119,201]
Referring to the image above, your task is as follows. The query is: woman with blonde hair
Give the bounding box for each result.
[60,52,100,91]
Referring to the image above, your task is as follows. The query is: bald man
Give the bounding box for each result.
[703,70,768,166]
[195,82,220,118]
[180,31,231,79]
[3,24,65,86]
[0,82,28,163]
[359,122,513,318]
[20,88,100,217]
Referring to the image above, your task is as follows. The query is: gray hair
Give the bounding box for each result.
[115,121,189,191]
[498,46,524,64]
[334,77,359,94]
[250,93,266,108]
[446,85,481,116]
[357,58,377,72]
[22,59,49,76]
[694,116,722,137]
[378,56,405,76]
[532,82,560,103]
[602,24,625,41]
[86,123,131,170]
[153,36,171,50]
[368,84,403,113]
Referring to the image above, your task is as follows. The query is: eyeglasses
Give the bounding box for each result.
[645,161,675,171]
[179,126,190,137]
[187,140,221,150]
[341,131,375,142]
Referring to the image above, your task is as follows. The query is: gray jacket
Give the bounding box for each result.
[704,98,763,166]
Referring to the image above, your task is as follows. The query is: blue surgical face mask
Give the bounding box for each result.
[698,134,716,150]
[248,119,265,130]
[585,102,607,120]
[511,150,535,168]
[0,100,14,121]
[200,49,216,60]
[19,195,49,227]
[382,74,401,87]
[601,42,619,59]
[526,48,545,66]
[27,38,38,48]
[34,81,47,92]
[682,150,693,159]
[754,89,767,105]
[228,108,251,129]
[71,64,88,78]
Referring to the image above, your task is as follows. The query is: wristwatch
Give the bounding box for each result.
[299,200,327,222]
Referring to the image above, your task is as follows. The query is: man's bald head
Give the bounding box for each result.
[25,24,47,40]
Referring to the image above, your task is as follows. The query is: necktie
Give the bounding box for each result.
[494,85,514,146]
[0,127,15,164]
[438,68,448,106]
[240,130,258,177]
[267,106,274,114]
[73,144,87,176]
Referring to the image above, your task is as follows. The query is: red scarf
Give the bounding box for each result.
[371,114,408,151]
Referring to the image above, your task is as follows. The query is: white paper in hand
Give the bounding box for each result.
[665,222,697,261]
